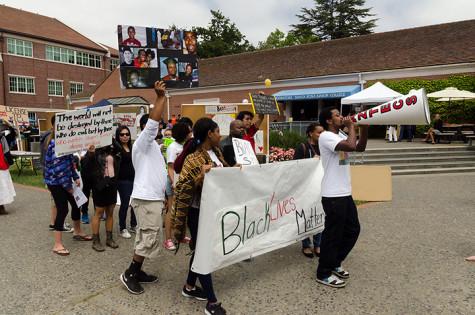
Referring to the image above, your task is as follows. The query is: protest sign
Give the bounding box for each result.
[191,158,324,274]
[54,106,114,156]
[118,25,199,90]
[0,105,29,126]
[73,185,88,208]
[232,138,259,166]
[113,113,137,139]
[249,94,280,115]
[212,114,234,136]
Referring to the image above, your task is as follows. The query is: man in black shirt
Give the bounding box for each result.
[220,120,245,166]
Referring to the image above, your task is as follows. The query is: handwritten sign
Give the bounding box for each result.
[191,158,324,274]
[54,105,114,156]
[232,138,259,166]
[249,94,280,115]
[113,113,137,140]
[0,105,29,126]
[205,105,238,115]
[212,114,234,136]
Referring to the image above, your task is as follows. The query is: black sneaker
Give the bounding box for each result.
[205,302,227,315]
[182,285,207,301]
[136,270,158,283]
[120,272,144,294]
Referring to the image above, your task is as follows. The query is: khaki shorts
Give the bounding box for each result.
[131,198,165,259]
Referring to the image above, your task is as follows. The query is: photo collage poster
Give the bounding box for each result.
[118,25,199,89]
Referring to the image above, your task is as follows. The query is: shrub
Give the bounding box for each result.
[269,130,306,150]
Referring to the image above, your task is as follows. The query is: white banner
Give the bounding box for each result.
[232,138,259,166]
[192,158,325,274]
[113,113,137,140]
[54,105,114,156]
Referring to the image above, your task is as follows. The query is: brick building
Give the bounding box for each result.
[0,5,118,125]
[82,19,475,121]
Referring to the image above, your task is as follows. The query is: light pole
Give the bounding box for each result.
[49,98,52,109]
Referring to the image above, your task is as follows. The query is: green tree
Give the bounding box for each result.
[193,10,254,58]
[292,0,377,41]
[257,28,318,50]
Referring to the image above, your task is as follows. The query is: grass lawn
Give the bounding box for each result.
[9,166,45,188]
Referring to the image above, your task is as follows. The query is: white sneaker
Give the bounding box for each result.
[63,223,74,233]
[316,274,346,288]
[120,229,132,239]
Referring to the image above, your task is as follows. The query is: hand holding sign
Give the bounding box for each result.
[232,138,259,166]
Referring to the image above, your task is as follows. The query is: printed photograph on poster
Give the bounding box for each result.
[157,29,182,50]
[178,61,198,88]
[120,68,160,89]
[182,31,197,55]
[118,25,147,47]
[118,24,199,89]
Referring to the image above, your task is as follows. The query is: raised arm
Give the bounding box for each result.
[335,117,358,152]
[150,81,166,122]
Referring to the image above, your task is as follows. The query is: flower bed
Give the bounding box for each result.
[269,146,294,163]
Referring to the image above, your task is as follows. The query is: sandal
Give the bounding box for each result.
[302,248,314,258]
[53,248,70,256]
[73,234,93,241]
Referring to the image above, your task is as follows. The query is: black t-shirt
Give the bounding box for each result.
[293,142,320,160]
[433,119,443,131]
[118,150,135,181]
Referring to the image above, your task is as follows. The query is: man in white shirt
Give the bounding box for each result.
[316,107,368,288]
[120,81,168,295]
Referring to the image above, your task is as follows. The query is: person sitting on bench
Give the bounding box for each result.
[423,114,443,144]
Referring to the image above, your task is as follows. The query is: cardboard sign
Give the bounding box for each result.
[113,113,137,140]
[249,94,280,115]
[0,105,29,126]
[191,159,325,274]
[118,25,199,89]
[232,138,259,166]
[54,106,114,156]
[205,105,238,115]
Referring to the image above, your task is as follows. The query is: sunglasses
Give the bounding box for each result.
[119,133,130,136]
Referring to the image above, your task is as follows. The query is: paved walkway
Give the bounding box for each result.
[0,173,474,314]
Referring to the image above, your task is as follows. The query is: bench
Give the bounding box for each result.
[466,135,475,146]
[423,131,457,143]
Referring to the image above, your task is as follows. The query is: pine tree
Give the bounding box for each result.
[291,0,377,41]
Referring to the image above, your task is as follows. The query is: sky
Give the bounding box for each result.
[2,0,475,48]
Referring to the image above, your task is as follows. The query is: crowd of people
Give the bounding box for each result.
[1,81,472,315]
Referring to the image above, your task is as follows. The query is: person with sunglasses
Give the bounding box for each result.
[115,126,137,239]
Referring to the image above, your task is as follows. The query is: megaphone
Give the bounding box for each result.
[350,88,431,125]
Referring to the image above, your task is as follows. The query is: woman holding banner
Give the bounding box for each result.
[173,117,228,315]
[82,143,120,252]
[44,131,92,256]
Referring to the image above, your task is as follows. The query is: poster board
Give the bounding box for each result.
[118,25,198,89]
[113,113,137,139]
[54,106,114,156]
[181,103,269,155]
[232,138,259,166]
[249,94,280,115]
[350,165,392,201]
[0,105,29,126]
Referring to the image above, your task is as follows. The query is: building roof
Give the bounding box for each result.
[200,19,475,87]
[0,4,106,52]
[103,44,119,58]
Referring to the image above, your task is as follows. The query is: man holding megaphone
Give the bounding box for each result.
[316,107,368,288]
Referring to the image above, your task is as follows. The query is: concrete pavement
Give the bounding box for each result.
[0,173,474,315]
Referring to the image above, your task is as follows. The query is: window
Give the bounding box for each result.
[45,45,102,68]
[110,58,119,71]
[28,112,37,126]
[7,38,33,57]
[70,82,84,96]
[48,80,63,96]
[9,76,35,94]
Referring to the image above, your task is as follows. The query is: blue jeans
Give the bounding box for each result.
[118,180,137,231]
[302,233,322,249]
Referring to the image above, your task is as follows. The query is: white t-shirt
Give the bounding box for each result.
[131,119,167,201]
[166,141,183,185]
[318,131,351,197]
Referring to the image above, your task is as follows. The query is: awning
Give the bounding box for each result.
[273,85,360,101]
[89,96,150,108]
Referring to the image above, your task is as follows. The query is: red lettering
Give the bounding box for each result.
[369,108,379,118]
[393,99,403,110]
[350,115,357,123]
[357,111,368,121]
[289,197,296,211]
[380,103,391,114]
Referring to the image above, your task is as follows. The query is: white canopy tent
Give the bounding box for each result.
[341,82,403,105]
